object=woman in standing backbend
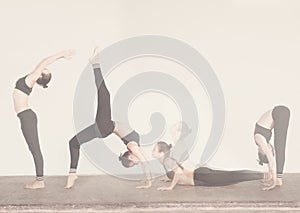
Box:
[13,50,75,189]
[65,47,153,189]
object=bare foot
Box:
[276,178,283,186]
[89,46,101,64]
[24,180,45,189]
[64,173,78,189]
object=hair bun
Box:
[118,153,122,161]
[43,84,48,88]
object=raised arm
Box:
[127,143,153,189]
[27,49,75,84]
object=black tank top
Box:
[15,75,32,96]
[163,157,184,180]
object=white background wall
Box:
[0,0,299,176]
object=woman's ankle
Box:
[36,176,44,181]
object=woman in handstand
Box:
[65,47,152,189]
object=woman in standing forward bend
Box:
[13,50,75,189]
[254,105,290,190]
[65,47,153,189]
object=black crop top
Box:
[15,75,32,96]
[122,130,140,146]
[163,157,184,180]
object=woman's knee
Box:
[69,136,80,149]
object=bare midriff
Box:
[177,169,195,186]
[13,89,30,114]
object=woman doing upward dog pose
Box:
[152,141,263,191]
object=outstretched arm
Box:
[157,167,183,191]
[27,49,75,85]
[128,143,153,189]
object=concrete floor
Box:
[0,174,299,212]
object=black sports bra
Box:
[15,75,32,96]
[123,130,140,147]
[163,157,184,180]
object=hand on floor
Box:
[157,186,173,191]
[261,172,272,183]
[261,179,273,186]
[262,183,277,191]
[160,178,171,182]
[136,180,152,189]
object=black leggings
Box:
[69,64,115,170]
[193,167,263,186]
[272,105,290,178]
[18,109,44,180]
